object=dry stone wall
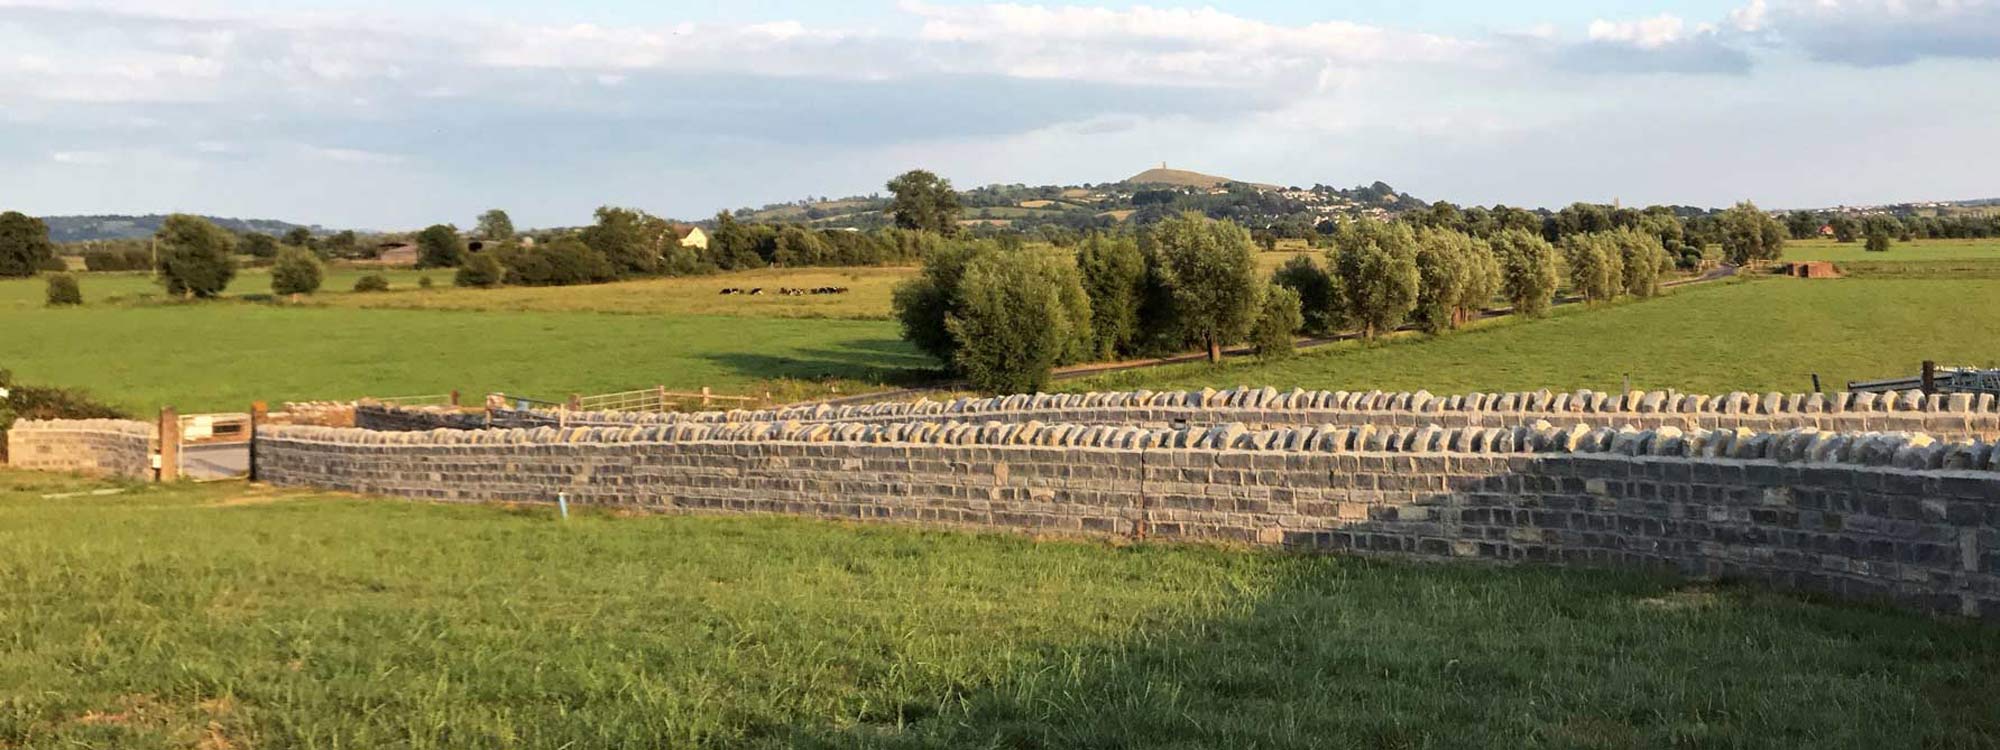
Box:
[256,418,2000,620]
[5,419,156,479]
[452,386,2000,441]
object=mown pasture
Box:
[1,470,1993,749]
[1074,277,2000,396]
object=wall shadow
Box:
[764,458,2000,749]
[779,536,2000,748]
[704,350,941,389]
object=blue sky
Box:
[2,0,1997,229]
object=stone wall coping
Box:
[468,385,1996,428]
[261,419,2000,474]
[8,418,156,436]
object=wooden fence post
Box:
[157,406,179,482]
[1922,360,1938,395]
[700,386,712,408]
[657,385,668,412]
[248,401,267,482]
[449,390,460,407]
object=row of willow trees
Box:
[894,211,1702,394]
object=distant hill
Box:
[39,214,320,243]
[1122,167,1277,190]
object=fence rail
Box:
[368,393,461,407]
[573,386,765,414]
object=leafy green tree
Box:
[1075,233,1145,359]
[323,230,359,258]
[1271,254,1339,335]
[1491,229,1561,317]
[454,251,503,288]
[1829,215,1860,243]
[707,212,773,270]
[241,232,280,259]
[270,247,324,295]
[1456,235,1502,324]
[773,226,829,267]
[284,227,314,248]
[1249,284,1303,358]
[946,249,1093,394]
[1718,201,1786,265]
[497,237,614,286]
[1562,233,1624,303]
[476,209,516,240]
[1411,228,1475,334]
[1329,219,1420,340]
[1610,228,1669,297]
[155,214,236,298]
[1151,212,1261,362]
[892,241,983,363]
[886,169,962,235]
[1865,230,1891,253]
[580,206,660,277]
[0,211,54,278]
[44,273,81,306]
[416,224,462,269]
[352,274,390,292]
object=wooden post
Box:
[449,390,460,407]
[657,385,668,412]
[1922,360,1938,395]
[567,393,582,411]
[700,386,712,408]
[248,401,267,482]
[157,406,179,482]
[1810,373,1822,393]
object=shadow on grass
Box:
[789,551,2000,749]
[706,347,941,390]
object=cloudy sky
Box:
[3,0,1996,229]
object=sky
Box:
[1,0,1996,229]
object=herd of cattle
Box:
[717,286,850,296]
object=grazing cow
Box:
[748,288,763,295]
[719,288,739,295]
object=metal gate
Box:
[176,412,252,481]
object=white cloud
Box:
[300,145,404,165]
[1587,14,1691,49]
[50,150,110,165]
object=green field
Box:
[1,303,921,412]
[1072,277,2000,395]
[2,470,1993,748]
[1783,237,2000,263]
[320,266,911,320]
[1,268,438,309]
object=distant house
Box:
[1818,224,1836,238]
[671,225,709,250]
[374,242,418,267]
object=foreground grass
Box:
[0,471,1993,748]
[1073,277,2000,395]
[0,304,923,412]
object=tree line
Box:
[890,207,1737,394]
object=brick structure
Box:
[253,418,2000,620]
[5,419,156,479]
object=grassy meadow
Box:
[2,302,922,413]
[1782,237,2000,263]
[2,470,1994,748]
[1076,277,2000,395]
[6,238,2000,413]
[319,266,912,320]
